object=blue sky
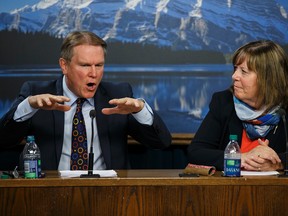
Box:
[0,0,40,12]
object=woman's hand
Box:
[241,138,283,171]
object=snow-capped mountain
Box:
[0,0,287,53]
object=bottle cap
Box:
[1,174,9,179]
[229,134,238,140]
[27,135,35,142]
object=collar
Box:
[62,76,94,106]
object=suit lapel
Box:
[54,76,65,165]
[94,85,112,169]
[54,110,64,164]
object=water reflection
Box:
[0,64,232,133]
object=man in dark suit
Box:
[0,31,171,170]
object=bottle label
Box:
[37,160,42,178]
[24,160,38,179]
[224,159,241,177]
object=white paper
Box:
[59,170,117,178]
[241,170,279,176]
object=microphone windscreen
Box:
[277,108,286,117]
[89,110,96,118]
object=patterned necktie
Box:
[70,98,88,170]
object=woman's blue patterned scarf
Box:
[233,96,280,140]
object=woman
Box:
[187,40,288,171]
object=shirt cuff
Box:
[132,98,154,126]
[14,97,38,122]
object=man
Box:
[0,31,171,170]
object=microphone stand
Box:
[278,109,288,177]
[80,110,100,178]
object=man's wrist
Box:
[132,98,145,114]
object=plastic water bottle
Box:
[224,134,241,177]
[23,135,42,179]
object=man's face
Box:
[60,44,105,98]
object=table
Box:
[0,170,287,216]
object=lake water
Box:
[0,64,233,133]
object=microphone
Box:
[277,108,288,177]
[80,110,100,178]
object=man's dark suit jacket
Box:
[187,89,286,170]
[0,76,171,170]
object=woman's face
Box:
[232,59,259,108]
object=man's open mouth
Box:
[87,83,97,90]
[87,83,95,87]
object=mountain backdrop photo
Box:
[0,0,287,133]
